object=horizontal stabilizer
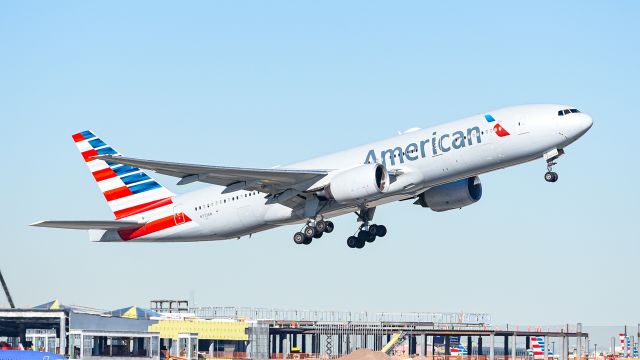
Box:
[30,220,141,230]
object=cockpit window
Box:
[558,108,581,116]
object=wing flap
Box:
[30,220,141,230]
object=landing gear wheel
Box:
[358,230,373,244]
[303,225,316,238]
[302,236,312,245]
[313,231,323,239]
[324,221,334,233]
[377,225,387,237]
[369,224,379,237]
[355,237,366,249]
[315,220,327,233]
[545,157,559,183]
[544,171,558,183]
[293,232,305,245]
[347,236,357,248]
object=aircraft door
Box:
[515,114,530,136]
[174,206,186,225]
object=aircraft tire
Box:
[303,225,316,238]
[377,225,387,237]
[358,230,372,242]
[325,221,334,233]
[347,236,357,248]
[315,220,327,233]
[293,232,305,244]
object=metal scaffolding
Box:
[190,306,491,325]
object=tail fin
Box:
[72,130,175,220]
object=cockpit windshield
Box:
[558,109,581,116]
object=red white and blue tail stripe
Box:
[72,130,175,222]
[530,336,545,359]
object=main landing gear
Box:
[291,207,388,249]
[292,219,334,245]
[346,208,387,249]
[346,223,387,249]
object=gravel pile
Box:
[338,349,391,360]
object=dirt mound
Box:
[338,348,391,360]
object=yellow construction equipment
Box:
[380,332,407,355]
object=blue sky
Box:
[1,1,638,327]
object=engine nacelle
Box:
[415,176,482,212]
[319,164,390,203]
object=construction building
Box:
[0,301,590,360]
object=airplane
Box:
[31,104,593,248]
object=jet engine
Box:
[415,176,482,212]
[318,164,390,203]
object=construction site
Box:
[0,298,596,360]
[1,272,638,360]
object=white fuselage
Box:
[113,104,592,242]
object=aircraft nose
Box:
[560,112,592,142]
[581,113,593,132]
[575,113,593,135]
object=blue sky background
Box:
[1,1,639,328]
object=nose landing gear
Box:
[543,148,564,183]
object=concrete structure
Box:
[191,307,589,359]
[0,302,591,360]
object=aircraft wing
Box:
[94,155,329,194]
[30,220,141,230]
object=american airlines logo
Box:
[364,114,509,167]
[485,114,511,137]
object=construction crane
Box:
[0,268,15,308]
